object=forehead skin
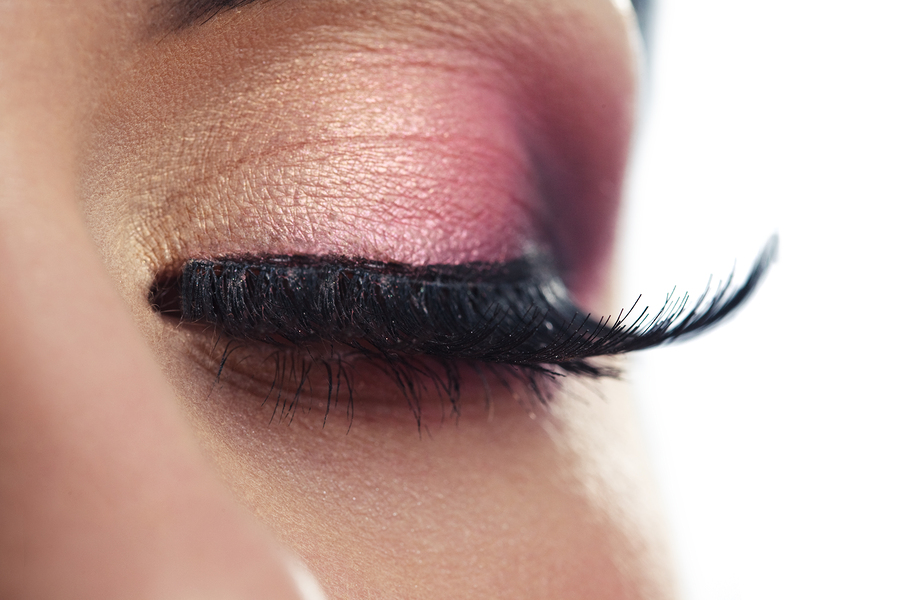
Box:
[4,1,675,599]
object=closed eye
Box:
[150,236,777,380]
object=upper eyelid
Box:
[99,0,639,304]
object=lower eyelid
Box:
[175,327,563,428]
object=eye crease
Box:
[149,235,777,417]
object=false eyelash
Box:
[149,235,778,381]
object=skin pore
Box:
[0,1,676,598]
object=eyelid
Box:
[101,3,637,306]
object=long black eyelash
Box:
[150,235,777,379]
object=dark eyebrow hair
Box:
[157,0,267,31]
[159,0,652,35]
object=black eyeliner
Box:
[149,235,778,378]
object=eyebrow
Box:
[160,0,652,35]
[160,0,267,31]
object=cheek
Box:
[165,343,672,599]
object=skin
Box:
[0,1,676,598]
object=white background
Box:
[622,1,900,599]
